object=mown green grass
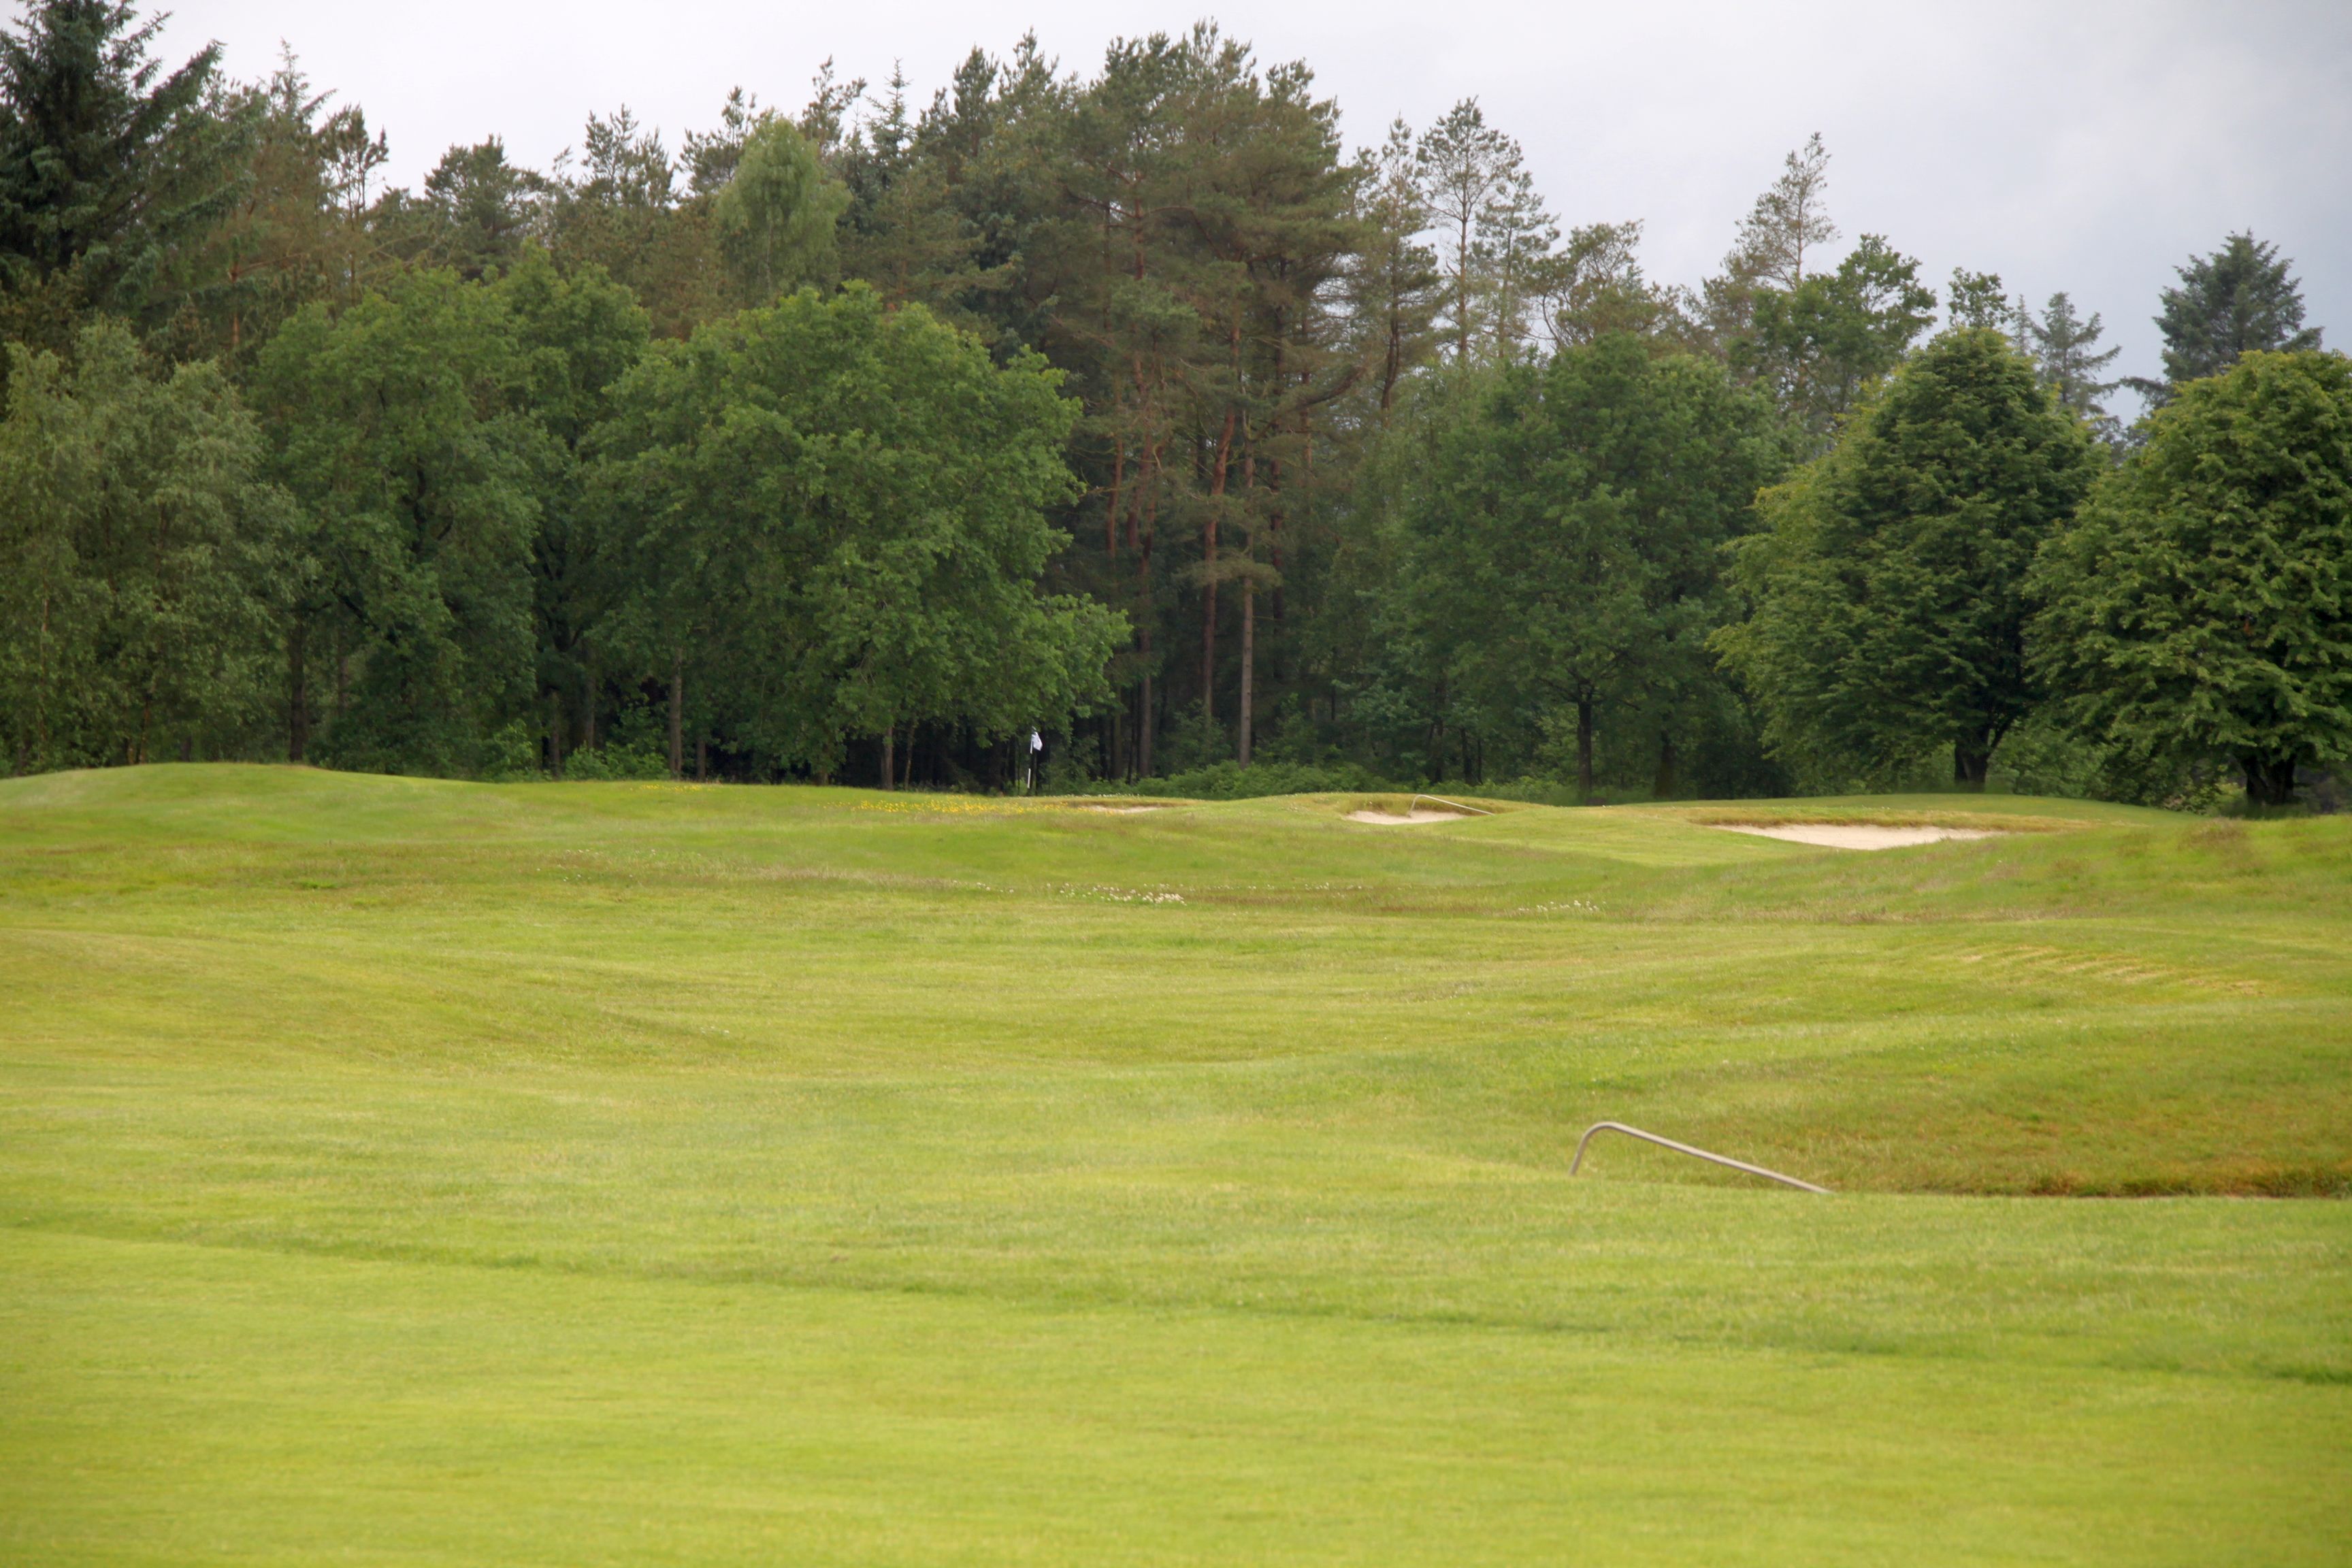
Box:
[2,764,2347,1565]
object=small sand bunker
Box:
[1347,808,1471,826]
[1077,804,1164,814]
[1718,823,2001,850]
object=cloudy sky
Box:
[152,0,2348,397]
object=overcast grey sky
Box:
[151,1,2349,396]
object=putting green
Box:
[2,766,2346,1564]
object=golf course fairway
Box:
[2,765,2346,1564]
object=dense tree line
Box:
[1,2,2343,804]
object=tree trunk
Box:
[287,619,308,764]
[667,651,684,780]
[1577,699,1595,802]
[1137,668,1153,776]
[1239,570,1255,767]
[696,736,708,783]
[1200,559,1218,726]
[1202,408,1236,725]
[548,687,564,779]
[1652,732,1676,800]
[1105,442,1124,559]
[33,592,50,767]
[1953,742,1989,789]
[581,638,597,753]
[881,728,894,790]
[2243,754,2300,807]
[1137,457,1158,777]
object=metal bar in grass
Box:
[1571,1121,1831,1194]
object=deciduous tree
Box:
[0,321,289,772]
[1717,327,2103,786]
[254,269,542,772]
[710,115,845,306]
[1405,333,1779,797]
[596,284,1122,779]
[2031,350,2352,806]
[1740,234,1936,446]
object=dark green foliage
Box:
[2,17,2340,808]
[254,259,651,779]
[540,109,722,341]
[2149,233,2321,390]
[502,255,651,777]
[2017,291,2123,441]
[254,270,544,774]
[157,59,387,368]
[0,0,246,339]
[1945,268,2010,331]
[2031,351,2352,806]
[0,321,289,770]
[379,138,549,280]
[1105,758,1403,799]
[1718,328,2105,787]
[1402,334,1782,796]
[1740,235,1937,446]
[596,284,1122,778]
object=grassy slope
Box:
[1,765,2346,1565]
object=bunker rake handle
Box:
[1571,1121,1831,1194]
[1412,794,1494,815]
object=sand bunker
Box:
[1347,808,1471,825]
[1077,805,1164,814]
[1717,823,2001,850]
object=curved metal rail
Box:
[1411,794,1495,816]
[1571,1121,1830,1193]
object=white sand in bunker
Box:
[1346,808,1473,825]
[1716,823,2002,850]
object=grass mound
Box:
[2,766,2346,1564]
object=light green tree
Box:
[710,115,847,307]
